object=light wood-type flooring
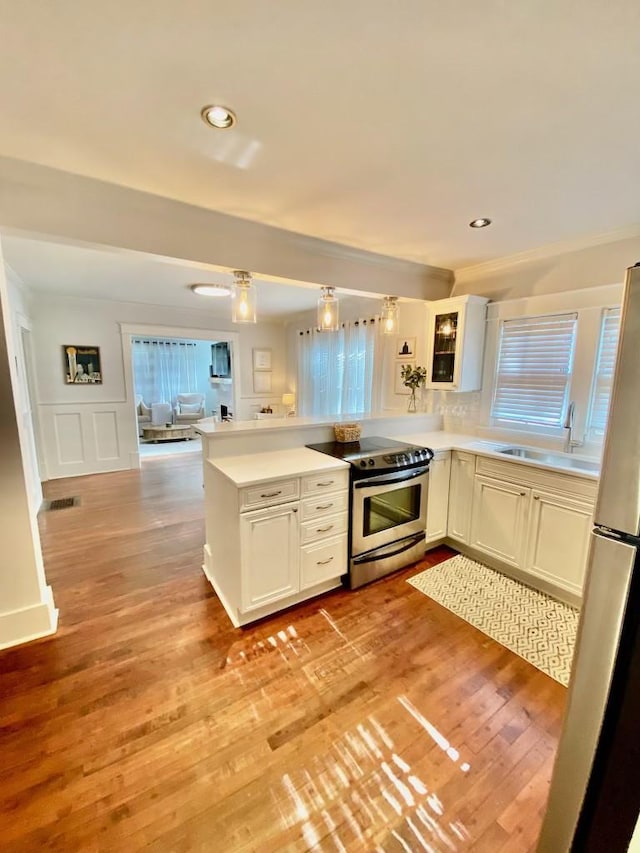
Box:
[0,453,566,852]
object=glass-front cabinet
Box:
[425,295,488,391]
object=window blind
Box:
[587,307,621,438]
[491,313,577,428]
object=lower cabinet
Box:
[426,451,451,544]
[240,503,300,611]
[470,475,530,568]
[447,451,475,544]
[525,489,594,596]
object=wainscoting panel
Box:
[54,412,84,464]
[93,410,120,461]
[40,402,139,479]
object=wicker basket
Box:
[333,422,362,443]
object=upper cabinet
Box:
[425,295,488,392]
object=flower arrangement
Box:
[400,364,427,412]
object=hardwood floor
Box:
[0,453,566,852]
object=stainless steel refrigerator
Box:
[538,263,640,852]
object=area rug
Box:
[408,555,579,685]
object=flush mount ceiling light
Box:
[189,283,233,297]
[381,296,399,335]
[317,286,339,332]
[469,217,492,228]
[231,270,257,323]
[201,104,237,129]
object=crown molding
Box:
[454,223,640,284]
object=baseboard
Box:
[0,585,58,651]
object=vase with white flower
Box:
[400,364,427,412]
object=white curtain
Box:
[297,319,378,416]
[132,339,199,405]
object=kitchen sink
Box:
[496,446,600,474]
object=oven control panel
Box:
[357,447,433,470]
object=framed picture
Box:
[63,345,102,384]
[252,348,272,371]
[396,337,416,359]
[394,360,414,395]
[253,371,272,393]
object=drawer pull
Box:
[520,492,526,496]
[316,481,334,487]
[317,556,334,565]
[316,525,333,533]
[260,490,282,498]
[316,503,333,510]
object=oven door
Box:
[351,466,429,556]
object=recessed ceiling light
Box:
[190,283,232,297]
[469,218,492,228]
[201,105,237,129]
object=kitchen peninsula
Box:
[196,414,600,628]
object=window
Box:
[491,313,578,428]
[297,320,377,416]
[587,308,621,438]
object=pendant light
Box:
[231,270,257,323]
[381,296,399,335]
[317,286,339,332]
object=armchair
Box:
[174,393,206,425]
[136,395,152,435]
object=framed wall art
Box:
[252,348,272,371]
[63,345,103,384]
[253,371,273,393]
[396,337,416,359]
[394,360,415,395]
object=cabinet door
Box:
[526,490,594,596]
[447,451,475,544]
[240,504,299,611]
[426,451,451,543]
[470,475,529,567]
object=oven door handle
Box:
[352,531,426,565]
[354,466,429,489]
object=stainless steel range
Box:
[306,436,434,588]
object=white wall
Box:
[30,293,288,478]
[0,245,57,649]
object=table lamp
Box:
[282,393,296,416]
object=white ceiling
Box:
[1,235,383,320]
[1,1,639,269]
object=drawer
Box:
[300,490,349,521]
[301,470,349,496]
[300,512,348,545]
[301,535,347,589]
[475,455,598,502]
[240,478,299,512]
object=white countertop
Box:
[208,447,350,487]
[388,430,600,480]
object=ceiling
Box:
[1,234,383,321]
[1,1,639,270]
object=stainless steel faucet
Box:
[563,401,576,453]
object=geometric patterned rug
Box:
[408,554,580,686]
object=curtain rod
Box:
[299,317,377,335]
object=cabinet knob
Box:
[533,495,540,500]
[520,492,526,496]
[292,507,298,513]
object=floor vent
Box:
[42,496,81,511]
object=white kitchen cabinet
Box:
[525,490,594,597]
[426,450,451,544]
[204,457,349,627]
[240,503,299,611]
[470,475,530,568]
[447,451,475,544]
[425,294,488,392]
